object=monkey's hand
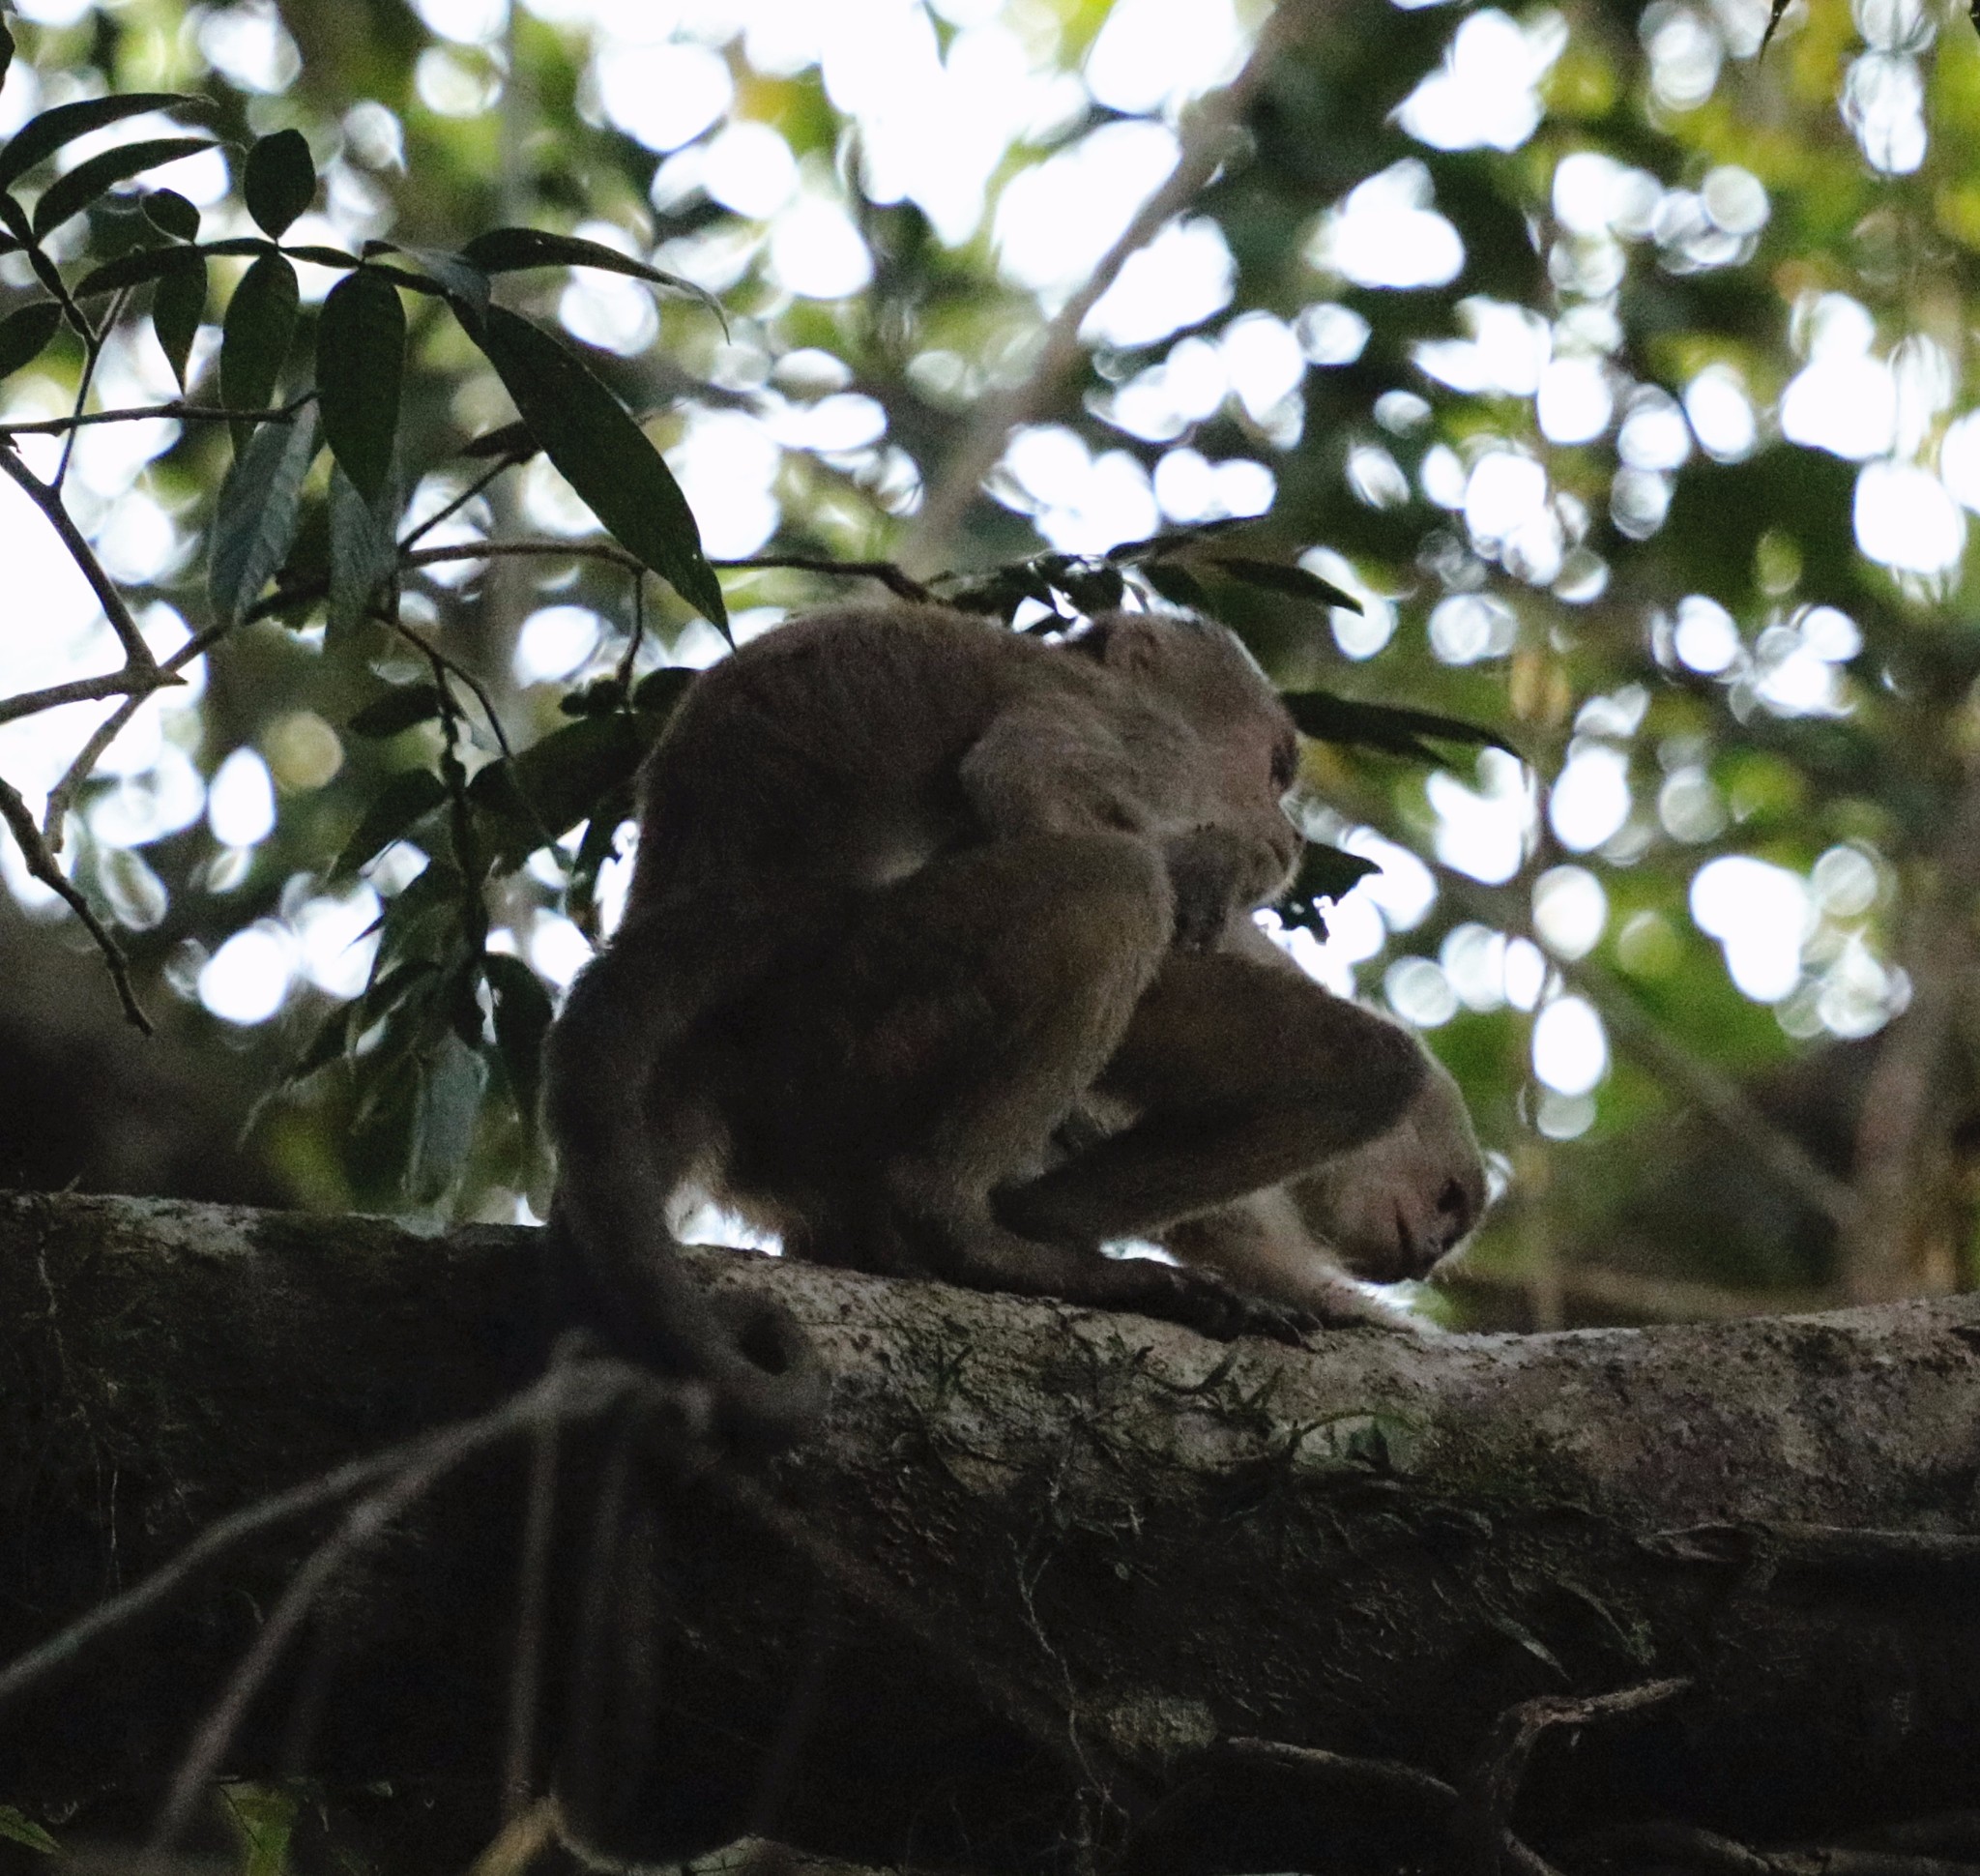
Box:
[1162,828,1263,951]
[1141,1264,1321,1346]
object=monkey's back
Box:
[622,604,1082,935]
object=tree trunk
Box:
[3,1190,1978,1873]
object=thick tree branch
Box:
[2,1192,1979,1871]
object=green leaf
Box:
[143,187,198,240]
[396,245,491,318]
[281,242,360,268]
[327,460,400,645]
[459,225,720,317]
[461,418,537,460]
[219,250,299,452]
[0,1807,58,1857]
[0,93,209,192]
[152,251,207,391]
[315,267,404,502]
[1282,689,1516,761]
[1208,556,1362,613]
[473,306,727,632]
[31,136,218,238]
[349,684,447,739]
[201,236,280,257]
[469,712,645,864]
[408,1029,487,1207]
[209,402,320,625]
[1137,559,1212,612]
[0,299,62,381]
[243,128,315,239]
[485,953,553,1126]
[1102,514,1254,563]
[73,242,200,299]
[629,665,695,718]
[334,769,449,878]
[565,778,632,929]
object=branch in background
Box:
[1840,744,1980,1302]
[1412,854,1862,1236]
[40,623,231,845]
[897,0,1325,575]
[0,444,162,677]
[0,400,305,439]
[0,664,180,731]
[0,773,150,1034]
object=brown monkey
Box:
[544,602,1485,1446]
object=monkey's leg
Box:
[998,952,1428,1246]
[725,838,1303,1339]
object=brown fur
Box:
[544,604,1484,1446]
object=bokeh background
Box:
[1,0,1973,1326]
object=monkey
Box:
[543,601,1487,1449]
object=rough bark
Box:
[3,1190,1980,1873]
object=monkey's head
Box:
[1074,611,1304,894]
[1299,1048,1489,1282]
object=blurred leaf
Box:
[0,93,208,191]
[152,251,207,391]
[334,769,448,878]
[316,268,404,502]
[73,243,201,298]
[1208,556,1362,613]
[30,136,218,237]
[209,402,320,625]
[1278,842,1382,939]
[629,666,695,718]
[0,298,61,381]
[287,1004,353,1084]
[219,251,300,451]
[1053,561,1125,615]
[244,128,315,239]
[218,1783,295,1876]
[1282,689,1514,760]
[408,1030,487,1208]
[469,713,645,864]
[473,307,727,632]
[349,684,447,739]
[142,187,198,240]
[1136,560,1213,611]
[459,226,720,318]
[565,778,632,929]
[0,20,13,97]
[327,460,400,644]
[461,419,538,460]
[0,1808,57,1857]
[1103,515,1254,563]
[485,953,553,1126]
[394,244,491,318]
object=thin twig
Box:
[54,287,130,491]
[0,444,161,675]
[393,617,518,762]
[898,0,1324,573]
[503,1362,566,1819]
[0,400,303,438]
[1453,1677,1691,1876]
[42,622,231,846]
[398,451,527,553]
[711,553,935,603]
[0,1358,638,1718]
[0,664,180,731]
[0,772,151,1034]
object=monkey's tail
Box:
[543,948,828,1455]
